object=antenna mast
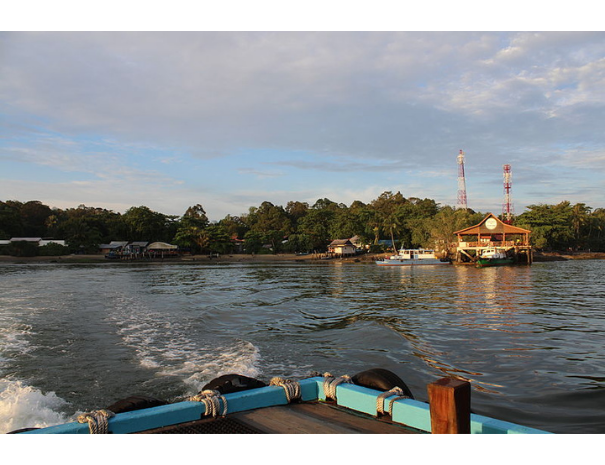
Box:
[457,150,468,210]
[503,164,514,223]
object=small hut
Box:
[453,213,532,264]
[327,239,356,257]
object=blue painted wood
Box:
[22,376,551,434]
[470,413,553,434]
[391,399,433,432]
[23,402,207,434]
[24,378,320,434]
[315,377,552,435]
[333,383,383,416]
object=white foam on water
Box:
[107,296,263,394]
[0,322,34,362]
[178,340,262,393]
[0,379,70,434]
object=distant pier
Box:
[452,213,533,265]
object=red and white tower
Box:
[502,164,514,223]
[457,150,468,210]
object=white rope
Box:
[188,389,228,417]
[269,377,302,403]
[322,373,353,401]
[376,386,410,416]
[77,409,115,434]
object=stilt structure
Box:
[453,213,532,265]
[457,150,468,210]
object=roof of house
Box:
[39,240,66,246]
[453,213,531,236]
[328,239,355,247]
[147,242,178,250]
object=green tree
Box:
[217,214,249,240]
[0,201,24,238]
[206,225,233,254]
[123,206,171,241]
[244,202,292,252]
[426,206,483,251]
[57,216,103,252]
[173,204,210,253]
[516,202,574,250]
[20,201,53,236]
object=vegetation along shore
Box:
[2,194,605,259]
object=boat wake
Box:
[0,379,70,434]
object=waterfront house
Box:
[327,239,356,257]
[147,242,178,257]
[123,241,149,255]
[9,237,42,244]
[453,213,532,264]
[39,240,66,247]
[99,241,128,254]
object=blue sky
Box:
[2,5,604,221]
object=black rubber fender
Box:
[202,373,267,395]
[351,368,414,399]
[106,395,168,414]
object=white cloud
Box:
[2,31,605,218]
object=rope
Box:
[188,389,228,417]
[322,373,353,401]
[77,409,115,434]
[376,386,410,416]
[269,377,302,403]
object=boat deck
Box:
[140,401,422,434]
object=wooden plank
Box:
[232,403,418,434]
[427,377,471,434]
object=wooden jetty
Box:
[453,213,533,265]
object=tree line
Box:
[1,195,605,256]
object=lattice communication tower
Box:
[457,150,468,210]
[502,164,514,223]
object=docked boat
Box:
[476,248,515,267]
[10,368,550,434]
[376,248,450,266]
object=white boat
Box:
[476,248,514,267]
[376,248,450,266]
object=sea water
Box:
[1,260,604,433]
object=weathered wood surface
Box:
[230,402,420,434]
[427,377,471,434]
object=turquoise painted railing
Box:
[22,377,551,434]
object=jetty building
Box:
[453,213,532,264]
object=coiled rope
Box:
[77,409,115,434]
[269,377,301,403]
[188,389,228,417]
[376,386,410,416]
[320,372,353,401]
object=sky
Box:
[2,3,604,221]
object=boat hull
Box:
[376,259,450,266]
[476,258,515,267]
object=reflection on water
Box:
[0,260,604,433]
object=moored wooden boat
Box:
[12,369,551,435]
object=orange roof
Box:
[453,213,531,236]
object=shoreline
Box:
[1,251,604,265]
[0,253,381,265]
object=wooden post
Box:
[427,377,471,434]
